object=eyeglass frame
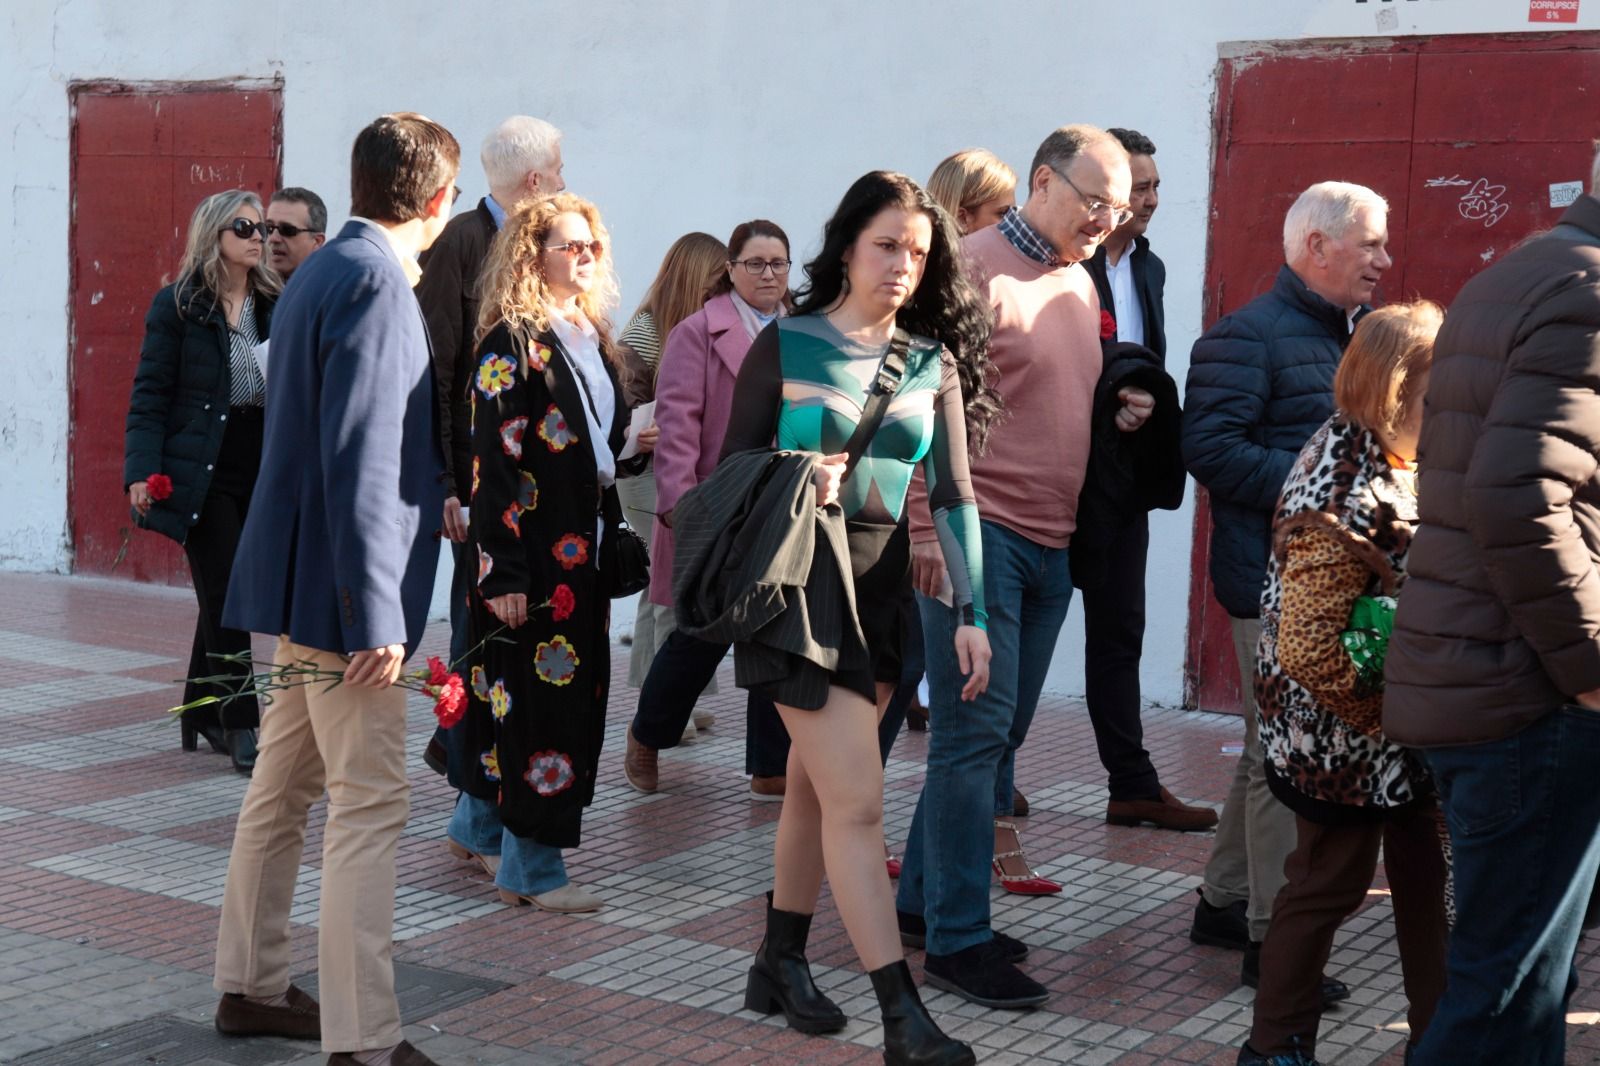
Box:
[1048,166,1134,228]
[730,257,792,276]
[219,218,270,241]
[543,239,605,259]
[263,220,323,239]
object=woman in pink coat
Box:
[623,220,794,798]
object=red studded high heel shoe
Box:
[993,818,1061,895]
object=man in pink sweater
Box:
[896,125,1156,1008]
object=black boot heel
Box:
[869,960,974,1066]
[742,966,782,1016]
[743,892,847,1034]
[181,721,198,752]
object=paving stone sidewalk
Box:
[2,571,1597,1064]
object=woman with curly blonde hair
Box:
[443,193,652,913]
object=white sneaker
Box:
[680,720,698,743]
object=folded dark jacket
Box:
[672,449,865,709]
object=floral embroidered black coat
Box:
[456,322,629,847]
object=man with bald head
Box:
[897,124,1154,1009]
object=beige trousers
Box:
[214,636,410,1053]
[1200,616,1298,941]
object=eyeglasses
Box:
[221,218,269,241]
[451,185,462,205]
[544,240,605,258]
[1049,168,1134,228]
[731,258,792,276]
[263,221,322,239]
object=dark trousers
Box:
[1414,707,1600,1066]
[877,592,926,765]
[181,407,261,731]
[1079,513,1161,801]
[1251,802,1448,1057]
[631,629,789,777]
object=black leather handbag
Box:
[600,488,650,598]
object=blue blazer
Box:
[223,219,445,656]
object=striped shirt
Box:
[227,293,266,407]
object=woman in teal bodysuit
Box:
[721,171,1003,1066]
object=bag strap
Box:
[839,328,911,483]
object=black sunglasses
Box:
[221,218,269,240]
[264,221,322,239]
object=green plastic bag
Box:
[1341,594,1396,689]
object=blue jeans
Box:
[896,521,1073,955]
[1412,706,1600,1066]
[447,793,569,896]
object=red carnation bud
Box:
[146,473,173,501]
[550,583,577,622]
[1099,310,1117,342]
[432,673,467,728]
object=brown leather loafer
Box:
[1105,788,1219,831]
[624,730,659,793]
[215,984,320,1040]
[327,1040,438,1065]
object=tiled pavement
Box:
[3,572,1600,1065]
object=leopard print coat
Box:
[1256,414,1430,814]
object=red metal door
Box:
[69,82,282,583]
[1189,33,1600,711]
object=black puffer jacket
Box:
[122,281,273,544]
[1181,265,1361,617]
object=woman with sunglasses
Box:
[623,220,797,796]
[124,189,281,775]
[721,171,1001,1065]
[447,193,648,913]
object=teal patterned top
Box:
[720,315,986,628]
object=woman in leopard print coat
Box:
[1240,302,1451,1066]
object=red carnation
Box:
[146,473,173,501]
[1099,310,1117,341]
[431,672,467,728]
[426,655,450,687]
[550,584,576,622]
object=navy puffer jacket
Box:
[1181,265,1360,618]
[123,281,273,544]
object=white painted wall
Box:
[3,0,1590,704]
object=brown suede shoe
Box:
[1011,788,1029,817]
[750,775,786,802]
[624,729,658,793]
[1105,788,1219,831]
[215,984,320,1040]
[326,1040,438,1065]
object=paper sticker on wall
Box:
[1529,0,1580,23]
[1551,181,1584,209]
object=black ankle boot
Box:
[868,960,974,1066]
[224,728,257,776]
[742,893,846,1034]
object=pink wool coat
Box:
[648,292,757,606]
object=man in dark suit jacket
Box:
[416,114,564,776]
[212,113,459,1066]
[1077,129,1214,834]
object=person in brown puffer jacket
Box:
[1383,173,1600,1066]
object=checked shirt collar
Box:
[998,206,1059,268]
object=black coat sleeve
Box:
[123,288,182,490]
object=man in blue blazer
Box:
[212,113,458,1066]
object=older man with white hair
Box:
[1182,180,1392,1002]
[417,115,565,781]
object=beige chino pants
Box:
[1200,616,1298,942]
[214,636,410,1053]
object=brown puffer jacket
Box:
[1384,195,1600,746]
